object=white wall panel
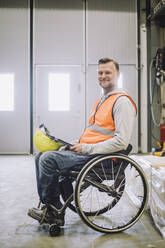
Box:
[0,1,30,153]
[87,0,137,65]
[119,65,138,152]
[34,0,84,65]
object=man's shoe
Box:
[27,206,65,226]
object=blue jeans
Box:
[35,150,92,209]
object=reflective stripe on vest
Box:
[88,124,115,136]
[80,127,112,143]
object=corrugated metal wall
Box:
[0,0,138,153]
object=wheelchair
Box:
[36,144,149,237]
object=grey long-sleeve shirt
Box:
[81,89,137,155]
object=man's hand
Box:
[70,143,82,153]
[58,145,67,151]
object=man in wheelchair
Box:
[28,57,137,228]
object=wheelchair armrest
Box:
[119,144,132,155]
[96,144,133,157]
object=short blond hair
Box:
[98,58,119,72]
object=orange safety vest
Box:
[80,93,137,144]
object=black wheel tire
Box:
[49,224,61,237]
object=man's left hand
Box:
[70,143,82,153]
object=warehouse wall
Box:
[0,0,138,153]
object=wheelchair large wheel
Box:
[74,154,149,233]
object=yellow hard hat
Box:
[34,127,63,152]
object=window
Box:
[0,74,14,111]
[48,73,70,111]
[118,73,123,88]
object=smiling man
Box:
[28,57,137,226]
[70,58,137,154]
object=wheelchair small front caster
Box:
[49,224,61,237]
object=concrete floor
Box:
[0,155,165,248]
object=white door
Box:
[35,65,85,143]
